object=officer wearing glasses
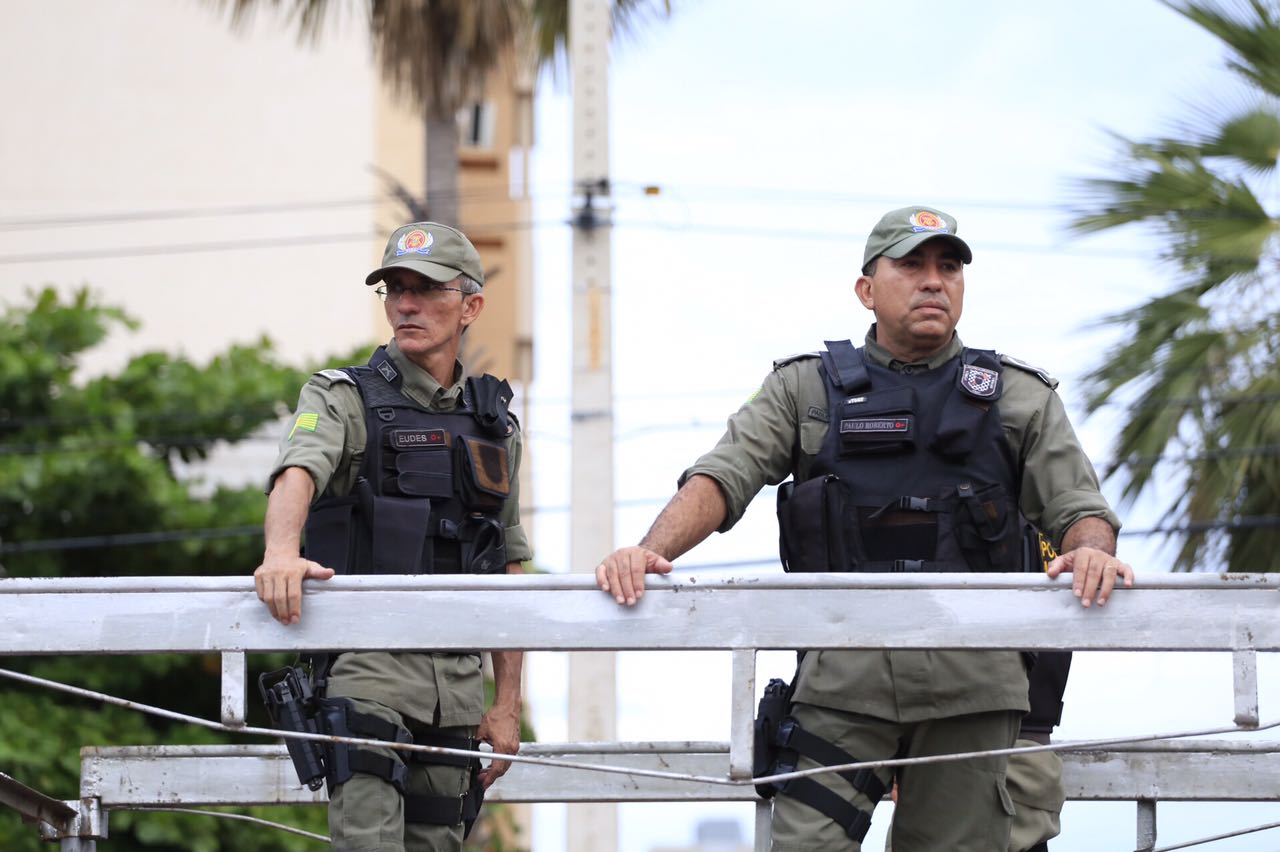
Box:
[595,205,1131,851]
[254,222,530,851]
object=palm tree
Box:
[1071,0,1280,572]
[211,0,670,226]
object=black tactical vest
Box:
[303,347,514,576]
[777,339,1029,573]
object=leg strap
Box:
[318,698,413,793]
[771,718,888,843]
[407,741,486,834]
[777,718,889,802]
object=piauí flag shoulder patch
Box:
[289,412,319,440]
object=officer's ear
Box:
[460,292,484,329]
[854,274,875,310]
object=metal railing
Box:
[3,572,1279,851]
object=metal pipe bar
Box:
[729,649,756,779]
[0,771,77,829]
[1233,649,1260,727]
[5,585,1280,654]
[4,571,1279,594]
[77,745,1280,805]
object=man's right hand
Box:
[254,556,334,625]
[595,546,673,607]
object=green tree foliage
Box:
[0,288,331,849]
[1071,1,1280,573]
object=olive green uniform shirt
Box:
[267,340,532,727]
[681,328,1118,723]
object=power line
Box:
[0,219,554,266]
[5,510,1276,557]
[0,184,573,232]
[0,216,1169,266]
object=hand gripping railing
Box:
[2,572,1280,851]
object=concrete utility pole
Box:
[567,0,618,849]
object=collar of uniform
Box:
[862,325,964,372]
[385,339,465,409]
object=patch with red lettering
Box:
[840,417,912,434]
[388,428,448,450]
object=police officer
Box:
[595,205,1132,851]
[254,222,532,852]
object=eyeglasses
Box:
[375,282,466,302]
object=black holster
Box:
[259,665,327,791]
[753,677,795,798]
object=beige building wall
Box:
[0,1,383,375]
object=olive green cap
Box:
[861,205,972,274]
[365,222,485,287]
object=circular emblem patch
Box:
[909,211,946,231]
[395,229,435,256]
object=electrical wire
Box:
[118,806,328,843]
[4,511,1276,557]
[1150,819,1280,851]
[1,666,1278,791]
[0,219,555,266]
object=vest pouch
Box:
[371,495,432,574]
[394,447,454,499]
[303,496,359,574]
[930,397,992,459]
[951,482,1019,572]
[455,436,511,512]
[856,501,938,563]
[461,516,508,575]
[836,386,916,455]
[777,474,849,572]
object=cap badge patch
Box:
[395,229,435,257]
[960,364,999,398]
[908,211,949,233]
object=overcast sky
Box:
[522,2,1280,849]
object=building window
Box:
[459,101,496,150]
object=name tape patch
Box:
[389,428,448,450]
[840,417,912,434]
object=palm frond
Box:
[1165,0,1280,96]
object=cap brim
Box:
[364,258,462,287]
[881,232,973,264]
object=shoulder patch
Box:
[773,351,821,371]
[313,368,356,387]
[998,354,1058,389]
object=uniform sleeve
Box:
[265,378,365,499]
[678,364,803,532]
[1003,371,1121,546]
[501,423,533,563]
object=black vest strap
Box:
[820,339,871,394]
[930,348,1004,459]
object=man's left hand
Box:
[1046,547,1133,608]
[476,704,521,788]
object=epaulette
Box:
[313,368,356,387]
[998,354,1058,389]
[773,351,821,371]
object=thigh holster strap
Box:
[772,718,887,843]
[779,776,874,843]
[410,731,481,770]
[318,698,413,793]
[404,760,487,839]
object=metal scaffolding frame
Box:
[3,572,1279,850]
